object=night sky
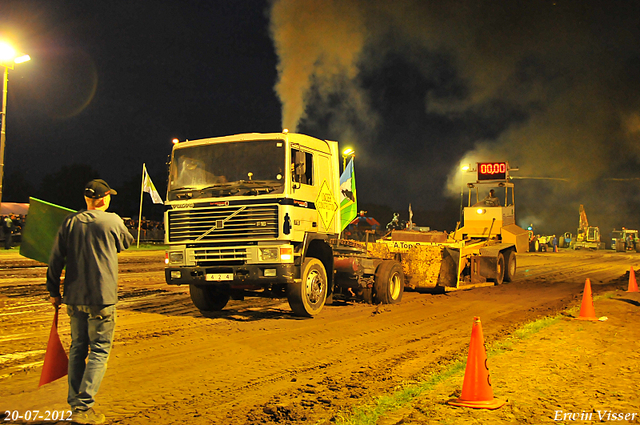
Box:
[2,0,640,236]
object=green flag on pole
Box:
[339,159,357,231]
[20,198,75,264]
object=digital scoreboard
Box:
[477,162,507,181]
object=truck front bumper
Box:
[165,264,297,287]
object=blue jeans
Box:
[66,305,116,410]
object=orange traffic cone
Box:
[627,267,639,293]
[39,309,68,387]
[575,279,598,321]
[448,317,505,409]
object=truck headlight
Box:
[476,208,486,215]
[167,251,184,264]
[259,247,279,261]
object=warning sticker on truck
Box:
[315,180,338,230]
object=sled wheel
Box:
[494,253,505,285]
[504,250,516,282]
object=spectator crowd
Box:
[2,214,26,249]
[123,218,164,242]
[1,214,164,249]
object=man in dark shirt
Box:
[47,179,134,425]
[483,189,501,207]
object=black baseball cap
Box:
[84,179,117,199]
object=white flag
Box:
[143,166,163,204]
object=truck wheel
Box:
[374,260,404,304]
[287,258,327,317]
[189,284,230,312]
[504,250,516,282]
[616,240,625,252]
[494,253,505,285]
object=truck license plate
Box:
[206,273,233,281]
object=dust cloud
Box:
[268,1,640,237]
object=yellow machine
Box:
[373,162,528,291]
[572,205,605,250]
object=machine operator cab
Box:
[455,162,529,253]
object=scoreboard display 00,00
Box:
[477,162,507,181]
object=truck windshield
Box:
[168,140,285,197]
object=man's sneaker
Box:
[71,408,105,424]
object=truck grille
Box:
[193,246,248,265]
[168,204,278,243]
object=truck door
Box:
[291,147,319,236]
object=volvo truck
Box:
[163,132,403,317]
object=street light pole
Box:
[0,43,30,210]
[0,64,9,207]
[341,148,354,172]
[459,165,470,224]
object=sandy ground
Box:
[376,285,640,425]
[0,248,639,424]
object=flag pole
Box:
[137,163,145,248]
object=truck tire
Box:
[189,284,230,312]
[493,253,505,285]
[504,250,516,282]
[616,240,625,252]
[374,260,404,304]
[287,258,327,317]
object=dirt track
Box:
[1,249,638,424]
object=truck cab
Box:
[164,132,342,316]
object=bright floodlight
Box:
[342,148,354,156]
[14,54,30,64]
[0,43,17,62]
[461,165,470,171]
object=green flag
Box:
[339,159,357,231]
[20,198,76,264]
